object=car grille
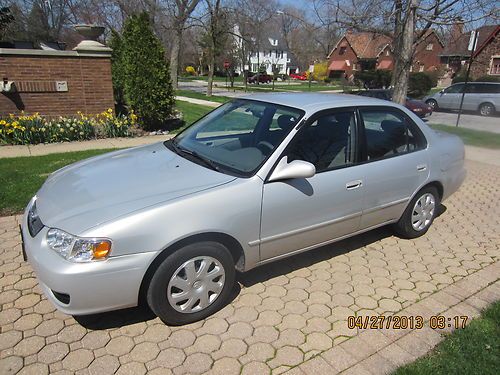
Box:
[27,201,44,237]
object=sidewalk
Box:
[176,96,221,108]
[0,135,172,158]
[1,134,499,166]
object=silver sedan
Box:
[21,93,466,325]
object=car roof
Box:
[240,92,399,113]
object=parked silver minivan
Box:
[425,82,500,116]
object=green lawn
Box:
[429,124,500,150]
[176,90,231,103]
[393,301,499,375]
[0,149,117,216]
[175,100,214,129]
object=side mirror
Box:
[439,90,444,95]
[268,157,316,182]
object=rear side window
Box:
[360,108,426,161]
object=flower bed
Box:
[0,110,138,145]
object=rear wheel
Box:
[479,103,495,116]
[147,241,235,325]
[426,99,438,111]
[393,186,439,239]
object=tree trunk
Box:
[207,52,215,97]
[392,0,417,104]
[170,29,182,90]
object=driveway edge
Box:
[285,261,499,375]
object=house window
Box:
[419,65,425,72]
[276,50,283,59]
[386,49,390,56]
[426,43,433,50]
[490,57,500,75]
[352,63,357,71]
[252,63,259,72]
[339,46,347,55]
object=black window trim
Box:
[356,105,428,165]
[265,106,361,182]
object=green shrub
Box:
[0,110,137,145]
[408,72,433,98]
[475,75,500,82]
[121,12,175,131]
[452,74,467,84]
[354,70,392,89]
[109,30,127,114]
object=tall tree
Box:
[0,7,14,38]
[164,0,200,89]
[121,12,175,129]
[200,0,228,96]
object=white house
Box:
[249,37,298,75]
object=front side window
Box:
[171,100,304,176]
[286,111,356,173]
[360,109,426,161]
[444,84,464,94]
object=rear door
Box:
[357,107,429,229]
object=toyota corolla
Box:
[21,93,466,325]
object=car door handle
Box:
[346,180,363,190]
[417,164,427,172]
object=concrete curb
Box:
[284,262,499,375]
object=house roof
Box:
[261,36,288,51]
[472,25,500,58]
[328,32,393,59]
[441,25,498,57]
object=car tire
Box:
[479,103,495,117]
[393,186,440,239]
[147,241,235,325]
[425,99,438,110]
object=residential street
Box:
[427,111,500,134]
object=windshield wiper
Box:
[171,140,220,172]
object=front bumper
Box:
[21,209,158,316]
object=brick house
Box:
[327,29,443,78]
[440,24,499,81]
[411,29,444,73]
[327,31,393,78]
[470,25,500,79]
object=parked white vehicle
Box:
[425,82,500,116]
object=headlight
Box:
[46,228,111,262]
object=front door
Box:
[260,109,364,262]
[437,83,464,110]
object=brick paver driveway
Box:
[1,160,499,375]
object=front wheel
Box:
[393,186,439,239]
[147,241,235,325]
[479,103,495,116]
[426,99,438,111]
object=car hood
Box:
[36,142,236,234]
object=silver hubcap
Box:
[481,105,492,116]
[411,193,436,231]
[167,256,225,313]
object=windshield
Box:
[169,99,304,176]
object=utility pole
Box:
[456,29,478,127]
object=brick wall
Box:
[0,51,114,117]
[470,30,500,79]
